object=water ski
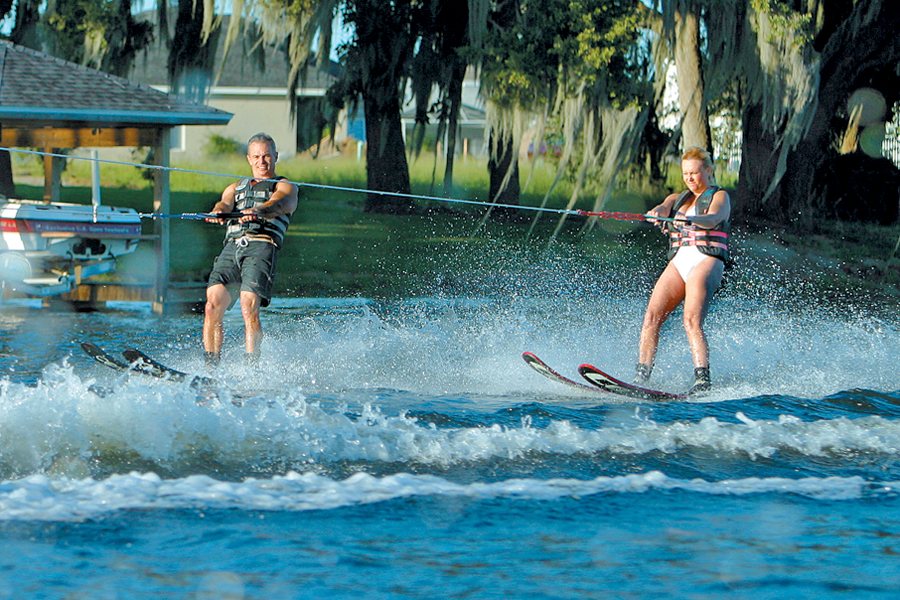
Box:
[522,352,602,392]
[577,363,686,401]
[522,352,685,401]
[81,342,216,389]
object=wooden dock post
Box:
[152,129,171,314]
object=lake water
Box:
[1,256,900,598]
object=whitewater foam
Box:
[0,469,886,522]
[2,361,900,481]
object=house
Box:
[127,15,342,158]
[127,15,491,160]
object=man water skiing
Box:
[202,132,298,365]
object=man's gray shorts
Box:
[207,238,280,308]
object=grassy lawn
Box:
[9,153,672,298]
[12,150,900,300]
[28,151,900,301]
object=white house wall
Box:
[195,91,301,157]
[148,86,346,159]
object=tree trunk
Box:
[363,93,415,214]
[488,131,521,218]
[778,0,900,224]
[674,1,711,151]
[442,60,466,197]
[483,0,522,214]
[347,0,418,214]
[9,0,40,50]
[437,0,469,197]
[735,102,782,220]
[0,148,14,197]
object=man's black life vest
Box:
[226,177,292,245]
[665,186,729,263]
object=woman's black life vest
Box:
[226,176,292,245]
[665,186,729,263]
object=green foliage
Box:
[45,0,153,76]
[473,0,643,110]
[203,134,243,157]
[265,0,321,19]
[750,0,814,47]
[334,0,418,106]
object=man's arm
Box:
[206,183,238,224]
[239,180,299,221]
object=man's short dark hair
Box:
[248,132,277,154]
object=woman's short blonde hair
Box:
[682,146,713,170]
[681,146,715,169]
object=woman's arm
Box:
[690,189,731,229]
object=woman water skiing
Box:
[635,146,731,394]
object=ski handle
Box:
[574,209,689,224]
[137,211,247,220]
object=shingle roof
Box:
[129,14,339,91]
[0,41,232,127]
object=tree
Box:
[4,0,41,50]
[331,0,420,213]
[246,0,432,214]
[471,0,647,230]
[0,0,153,195]
[215,0,454,214]
[670,1,710,149]
[331,0,481,213]
[161,0,221,102]
[724,0,822,220]
[0,0,153,76]
[408,0,470,198]
[777,0,900,225]
[703,0,900,226]
[477,0,522,214]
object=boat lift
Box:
[0,151,144,298]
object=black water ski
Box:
[80,342,127,396]
[122,348,216,388]
[522,352,605,393]
[81,342,215,387]
[81,343,256,406]
[81,341,131,372]
[578,363,686,401]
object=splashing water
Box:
[0,251,899,597]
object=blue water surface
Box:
[0,283,898,599]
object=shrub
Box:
[203,134,243,157]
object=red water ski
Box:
[522,352,602,392]
[578,363,686,401]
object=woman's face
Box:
[682,159,712,195]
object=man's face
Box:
[247,142,277,179]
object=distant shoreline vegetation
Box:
[7,152,898,299]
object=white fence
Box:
[885,131,900,168]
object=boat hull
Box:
[0,200,142,259]
[0,200,144,297]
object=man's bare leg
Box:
[203,284,231,364]
[240,290,263,360]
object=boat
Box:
[0,198,143,297]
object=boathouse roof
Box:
[0,41,232,129]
